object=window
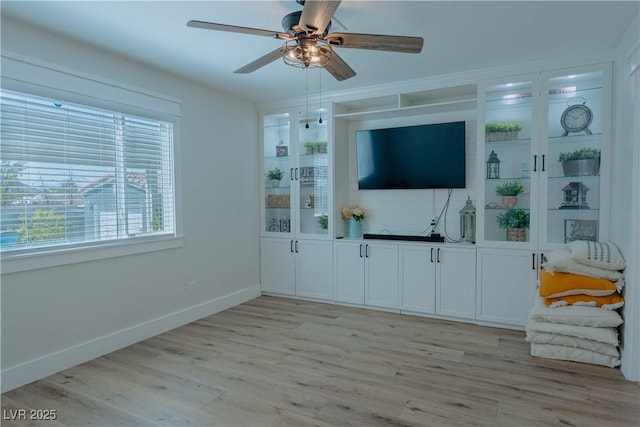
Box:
[1,89,175,254]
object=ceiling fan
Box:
[187,0,424,81]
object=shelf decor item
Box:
[318,214,328,230]
[564,219,597,243]
[486,150,501,179]
[266,167,285,187]
[496,209,530,242]
[458,196,476,243]
[276,141,288,157]
[560,181,590,209]
[341,204,366,238]
[560,97,593,136]
[559,148,600,177]
[485,122,522,142]
[495,181,524,208]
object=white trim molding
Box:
[0,284,261,393]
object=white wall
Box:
[1,17,260,391]
[611,14,640,381]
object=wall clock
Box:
[560,97,593,136]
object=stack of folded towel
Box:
[526,241,626,368]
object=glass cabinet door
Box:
[297,107,329,236]
[543,70,605,245]
[263,112,292,234]
[482,79,535,244]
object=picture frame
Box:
[276,145,288,157]
[564,219,597,243]
[299,166,314,183]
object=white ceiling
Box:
[2,1,638,103]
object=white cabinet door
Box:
[295,239,333,300]
[399,245,436,314]
[365,243,399,309]
[476,247,536,328]
[436,247,476,320]
[334,241,365,304]
[261,237,296,295]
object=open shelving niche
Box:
[331,83,478,239]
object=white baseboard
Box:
[1,284,261,393]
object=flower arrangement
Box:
[341,205,366,222]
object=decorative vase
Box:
[345,218,363,238]
[501,196,518,208]
[270,179,280,187]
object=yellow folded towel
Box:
[539,269,617,298]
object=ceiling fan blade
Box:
[299,1,341,35]
[234,47,287,74]
[326,32,423,53]
[187,20,292,40]
[324,50,356,81]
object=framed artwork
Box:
[564,219,597,243]
[276,145,288,157]
[299,166,314,183]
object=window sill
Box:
[0,235,184,274]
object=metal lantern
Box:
[486,150,501,179]
[459,196,476,243]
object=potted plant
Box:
[318,214,328,231]
[315,141,328,153]
[495,181,524,208]
[304,141,316,154]
[558,147,600,176]
[496,209,530,242]
[266,167,284,187]
[485,122,522,142]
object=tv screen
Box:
[356,121,466,190]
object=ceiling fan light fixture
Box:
[283,39,332,69]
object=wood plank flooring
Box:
[2,296,639,426]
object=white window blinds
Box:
[0,89,175,252]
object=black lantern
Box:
[486,150,501,179]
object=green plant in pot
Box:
[266,167,284,187]
[318,214,328,230]
[496,209,530,242]
[495,181,524,208]
[558,147,600,177]
[485,122,522,142]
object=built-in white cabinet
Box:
[334,241,365,304]
[334,240,398,309]
[261,237,296,295]
[476,248,542,328]
[261,237,333,299]
[260,62,614,332]
[400,245,476,321]
[477,64,612,248]
[476,64,611,330]
[261,107,332,238]
[261,106,334,300]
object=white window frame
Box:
[1,52,183,273]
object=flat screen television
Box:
[356,121,466,190]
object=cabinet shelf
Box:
[334,98,477,121]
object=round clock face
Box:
[561,104,593,133]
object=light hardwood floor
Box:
[2,296,639,427]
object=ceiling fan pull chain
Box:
[305,69,309,129]
[319,69,323,124]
